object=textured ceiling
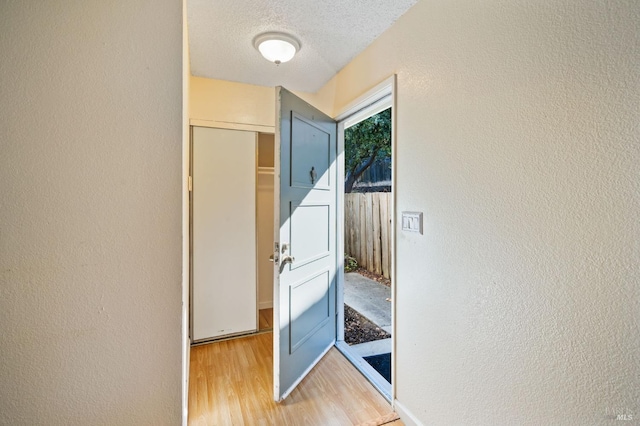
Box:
[187,0,418,92]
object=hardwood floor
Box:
[188,331,402,425]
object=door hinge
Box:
[188,176,192,192]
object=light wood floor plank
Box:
[188,332,402,425]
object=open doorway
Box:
[343,107,392,380]
[335,79,394,401]
[187,85,397,419]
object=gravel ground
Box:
[344,304,391,345]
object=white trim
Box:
[272,87,282,402]
[278,341,335,402]
[394,400,423,426]
[181,2,190,424]
[389,75,398,403]
[183,337,190,425]
[190,118,275,133]
[255,132,260,347]
[342,94,392,129]
[336,122,345,342]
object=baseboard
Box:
[393,399,423,426]
[259,301,273,310]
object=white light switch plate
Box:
[401,211,423,234]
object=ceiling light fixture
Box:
[253,32,301,65]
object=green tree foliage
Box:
[344,107,391,193]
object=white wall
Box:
[0,2,183,424]
[314,0,640,424]
[190,76,275,131]
[189,75,315,131]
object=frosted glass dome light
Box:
[253,32,301,65]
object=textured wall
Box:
[316,0,640,424]
[0,1,183,424]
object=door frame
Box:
[334,75,397,402]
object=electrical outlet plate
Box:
[401,211,423,234]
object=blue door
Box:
[273,87,338,401]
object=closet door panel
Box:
[192,127,257,341]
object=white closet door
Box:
[192,127,257,341]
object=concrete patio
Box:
[343,272,392,358]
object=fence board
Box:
[365,194,374,270]
[380,195,390,279]
[354,194,360,263]
[359,194,367,269]
[372,194,382,275]
[345,196,353,261]
[344,192,391,277]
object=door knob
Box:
[279,255,295,273]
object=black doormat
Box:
[363,353,391,383]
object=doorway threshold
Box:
[335,340,391,401]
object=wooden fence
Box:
[344,192,391,278]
